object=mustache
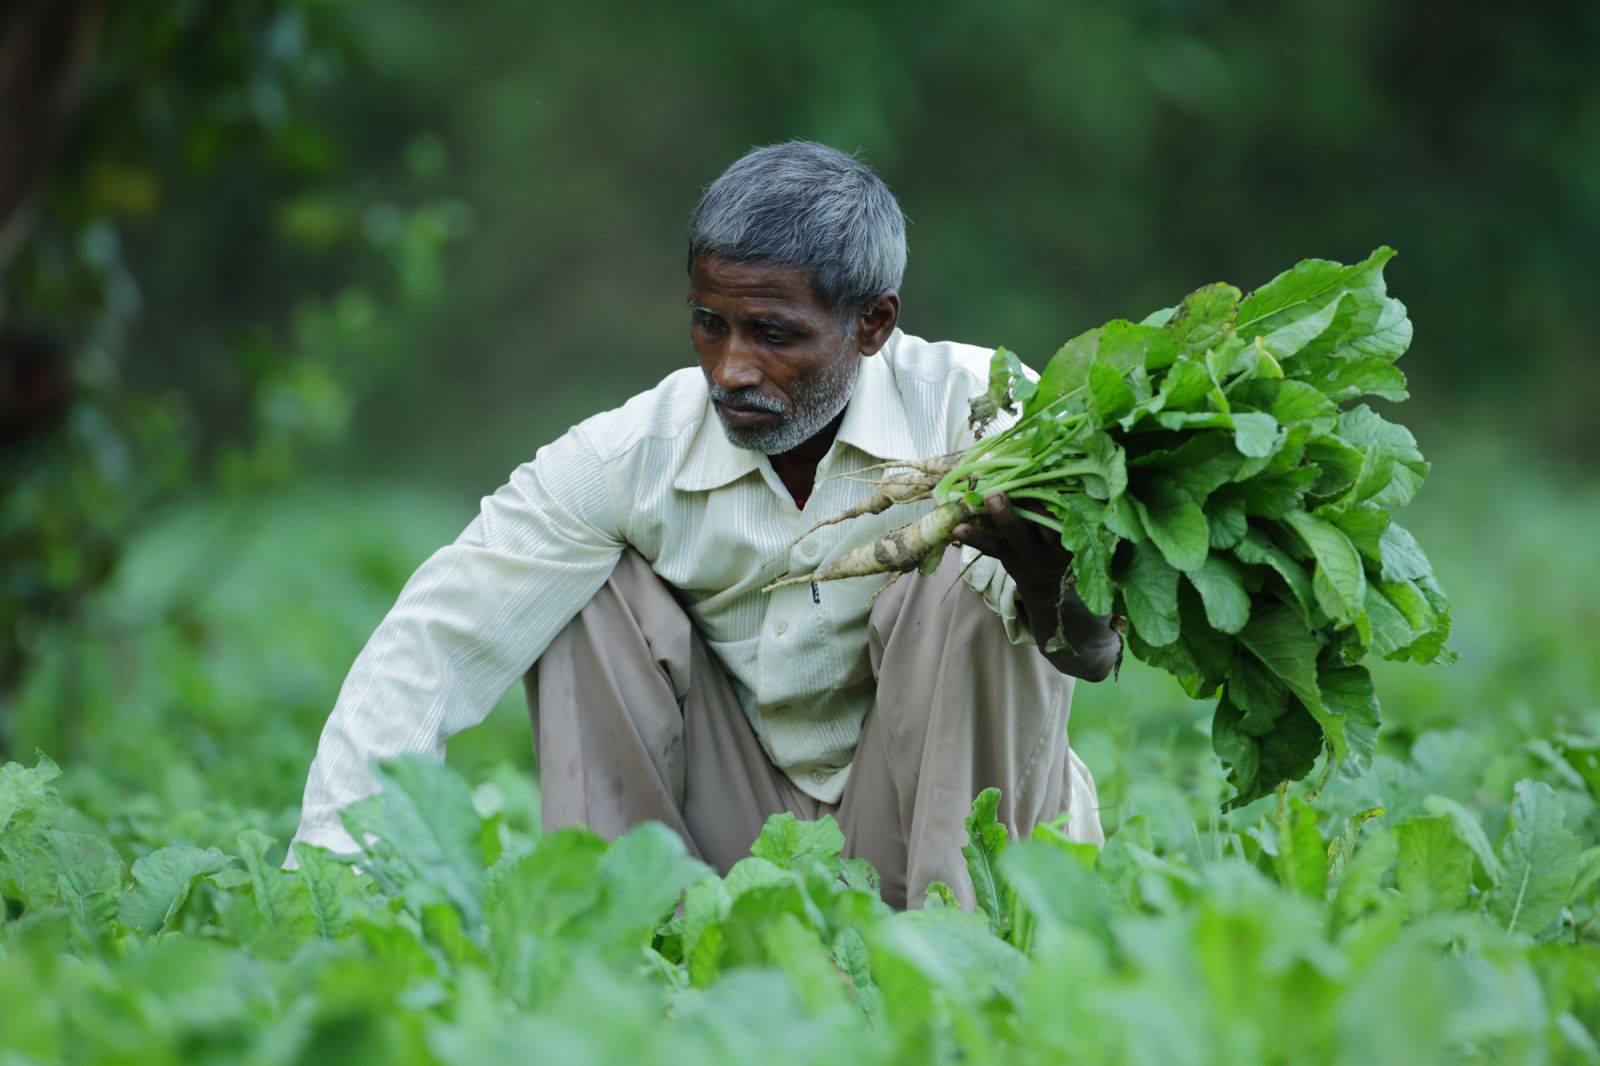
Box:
[707,384,786,414]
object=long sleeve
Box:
[288,427,625,859]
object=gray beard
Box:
[706,342,860,455]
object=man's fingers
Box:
[951,522,1006,559]
[984,491,1042,560]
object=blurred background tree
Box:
[3,0,1597,802]
[0,0,465,744]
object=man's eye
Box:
[761,332,788,345]
[696,315,725,332]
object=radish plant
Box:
[770,248,1451,806]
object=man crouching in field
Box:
[289,140,1122,909]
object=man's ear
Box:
[855,291,901,357]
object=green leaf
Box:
[1133,475,1209,572]
[341,755,485,925]
[1206,496,1248,549]
[1337,406,1429,508]
[1266,379,1339,429]
[1103,493,1145,542]
[1394,815,1473,917]
[1377,522,1433,582]
[1119,539,1181,646]
[1223,466,1319,519]
[236,829,313,935]
[1346,447,1399,506]
[1055,495,1114,614]
[1236,605,1323,712]
[1186,553,1251,633]
[988,347,1036,413]
[1258,291,1356,363]
[1214,696,1323,809]
[578,822,712,957]
[1363,581,1418,658]
[1032,332,1098,419]
[44,830,124,932]
[1318,664,1381,776]
[1306,436,1366,497]
[1088,359,1137,424]
[1335,295,1413,363]
[1151,358,1215,413]
[1299,355,1409,404]
[1273,796,1328,898]
[1327,805,1387,881]
[1212,697,1261,805]
[119,846,238,934]
[759,912,851,1013]
[960,787,1013,937]
[1488,779,1582,938]
[1099,320,1170,382]
[999,838,1111,942]
[1374,577,1453,664]
[1320,501,1389,565]
[1165,282,1240,358]
[1027,343,1078,414]
[1284,511,1366,626]
[488,828,608,971]
[1076,432,1129,501]
[750,813,845,873]
[1330,823,1399,930]
[1233,529,1315,620]
[0,753,61,839]
[1227,652,1292,735]
[292,842,365,939]
[1236,247,1396,336]
[1420,795,1503,886]
[1134,431,1244,500]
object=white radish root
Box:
[817,452,966,484]
[763,499,977,591]
[795,468,938,536]
[762,468,944,571]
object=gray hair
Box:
[688,141,907,319]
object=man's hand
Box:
[951,491,1123,682]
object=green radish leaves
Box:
[947,248,1448,806]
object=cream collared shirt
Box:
[291,329,1028,855]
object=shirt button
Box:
[773,620,788,635]
[800,540,819,560]
[810,769,830,785]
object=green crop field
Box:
[3,436,1597,1065]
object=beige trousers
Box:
[524,548,1102,910]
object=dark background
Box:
[4,0,1598,803]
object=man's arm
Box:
[288,429,625,862]
[951,491,1123,683]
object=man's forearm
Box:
[1019,588,1123,682]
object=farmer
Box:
[290,141,1122,909]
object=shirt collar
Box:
[671,329,918,493]
[833,329,919,462]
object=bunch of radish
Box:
[768,248,1451,807]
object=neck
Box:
[768,407,847,503]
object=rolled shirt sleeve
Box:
[288,427,624,859]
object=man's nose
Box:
[710,338,764,391]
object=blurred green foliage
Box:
[333,0,1600,484]
[0,0,465,729]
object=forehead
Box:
[688,256,827,318]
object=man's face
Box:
[688,255,860,455]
